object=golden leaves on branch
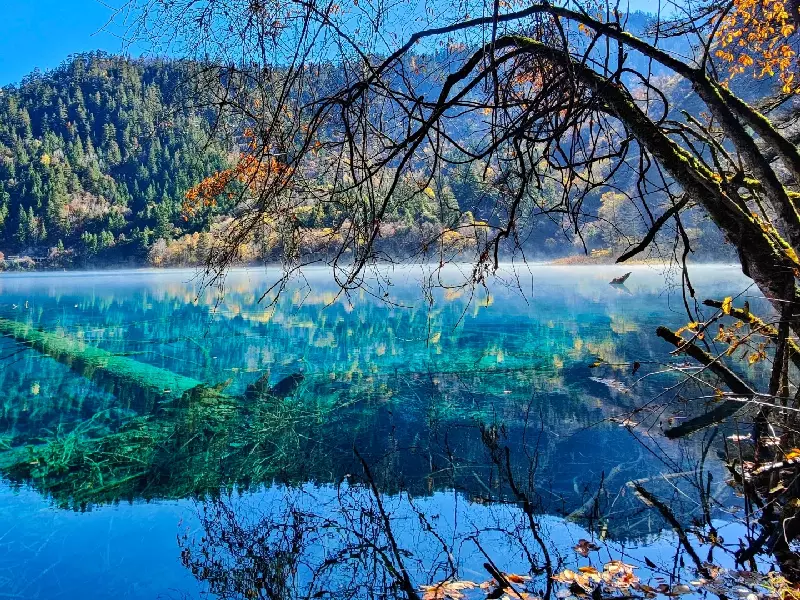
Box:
[714,0,798,93]
[748,343,768,364]
[710,297,775,364]
[674,321,705,339]
[722,296,733,315]
[784,447,800,460]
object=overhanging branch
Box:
[656,326,755,438]
[617,196,690,263]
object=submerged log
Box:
[0,317,206,401]
[269,372,304,397]
[245,372,304,399]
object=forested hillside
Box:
[0,49,733,269]
[0,53,233,268]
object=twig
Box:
[703,299,800,370]
[656,326,756,438]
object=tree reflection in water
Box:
[178,425,776,600]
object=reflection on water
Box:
[0,265,770,599]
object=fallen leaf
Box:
[419,580,477,599]
[784,448,800,460]
[573,539,600,557]
[667,584,692,596]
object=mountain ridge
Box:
[0,43,735,270]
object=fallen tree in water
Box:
[0,386,263,508]
[0,317,208,403]
[0,317,309,507]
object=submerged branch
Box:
[656,326,755,438]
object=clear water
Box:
[0,265,767,599]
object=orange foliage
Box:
[715,0,798,93]
[512,69,545,88]
[183,130,294,218]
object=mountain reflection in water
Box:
[0,265,769,599]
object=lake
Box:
[0,265,769,599]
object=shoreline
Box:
[0,261,743,278]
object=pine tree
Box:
[15,205,28,246]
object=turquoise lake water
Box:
[0,265,768,599]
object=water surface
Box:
[0,265,766,599]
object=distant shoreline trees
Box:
[0,48,735,271]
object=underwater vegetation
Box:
[2,267,793,600]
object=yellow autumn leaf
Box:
[423,186,436,199]
[420,580,477,600]
[784,448,800,460]
[722,296,733,315]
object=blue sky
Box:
[0,1,128,86]
[0,0,659,87]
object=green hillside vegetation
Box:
[0,53,233,268]
[0,52,733,269]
